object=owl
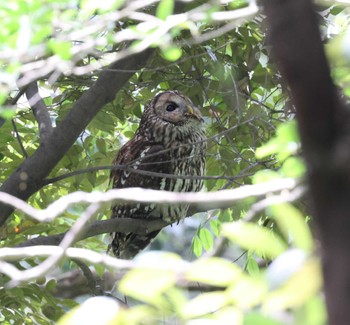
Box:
[109,90,206,259]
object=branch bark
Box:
[0,48,154,226]
[16,217,169,247]
[6,178,298,248]
[25,81,53,144]
[262,1,350,323]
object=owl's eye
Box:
[166,103,177,112]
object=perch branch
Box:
[0,178,299,223]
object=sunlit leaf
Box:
[186,257,243,286]
[182,292,228,318]
[156,0,174,20]
[210,219,220,237]
[228,276,267,308]
[223,222,288,259]
[264,257,322,312]
[192,235,203,257]
[119,268,177,304]
[256,121,300,161]
[244,312,284,325]
[199,228,214,251]
[161,46,182,61]
[280,156,306,178]
[48,40,72,60]
[269,203,313,251]
[57,297,120,325]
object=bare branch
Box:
[17,182,304,249]
[6,203,101,286]
[243,185,307,222]
[0,178,299,223]
[25,81,53,144]
[0,246,136,285]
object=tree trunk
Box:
[262,1,350,323]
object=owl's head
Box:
[148,90,204,126]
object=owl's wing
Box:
[109,137,172,259]
[110,137,171,193]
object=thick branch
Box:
[17,217,169,247]
[0,48,154,226]
[263,0,345,161]
[25,81,53,144]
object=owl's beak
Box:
[185,105,204,122]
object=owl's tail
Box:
[108,230,161,259]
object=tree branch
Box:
[0,48,154,226]
[7,203,102,287]
[16,217,169,247]
[0,246,135,286]
[0,178,298,223]
[25,81,53,144]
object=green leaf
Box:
[199,228,214,251]
[119,268,177,304]
[161,46,182,61]
[246,256,260,277]
[192,235,203,257]
[182,292,228,319]
[156,0,174,20]
[264,256,322,311]
[223,222,288,259]
[45,279,57,292]
[186,257,243,286]
[80,0,125,12]
[57,296,120,325]
[48,40,72,60]
[269,203,313,252]
[244,312,284,325]
[227,276,267,308]
[210,219,220,237]
[252,170,280,184]
[256,121,299,161]
[280,157,306,178]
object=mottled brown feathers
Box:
[109,90,206,259]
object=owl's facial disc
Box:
[154,92,203,125]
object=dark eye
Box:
[166,103,177,112]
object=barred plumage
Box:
[109,90,206,259]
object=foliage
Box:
[0,0,349,324]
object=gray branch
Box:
[25,81,53,144]
[16,217,169,247]
[0,178,298,223]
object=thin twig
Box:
[11,119,28,158]
[7,202,102,286]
